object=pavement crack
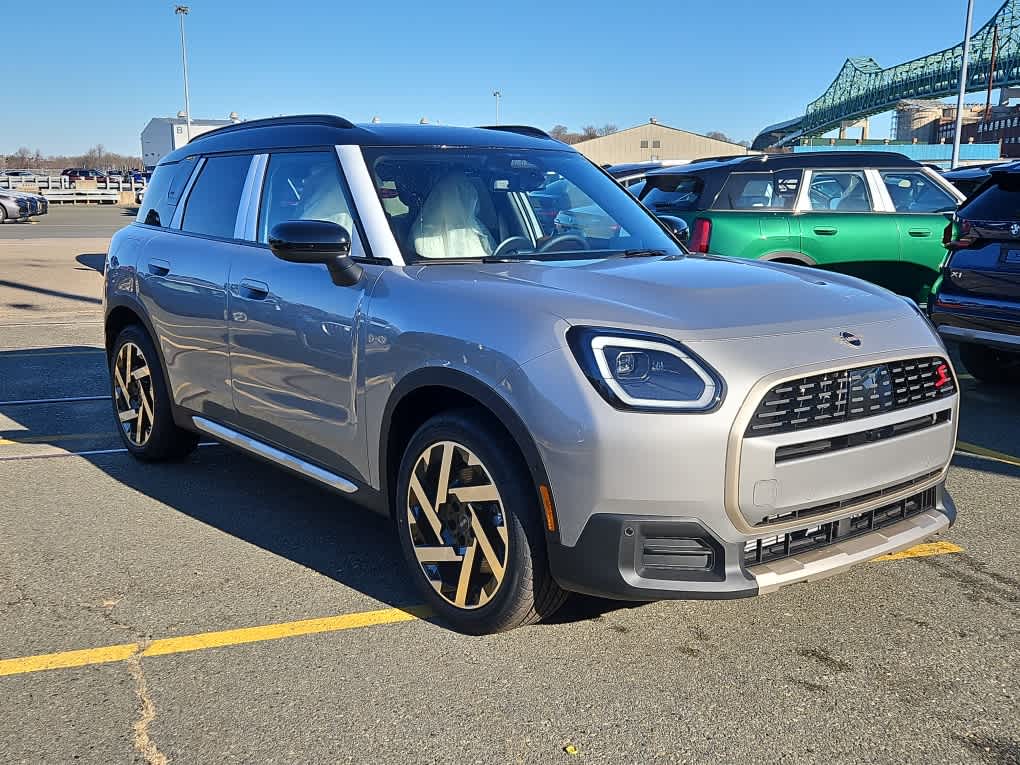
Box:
[126,644,168,765]
[1,581,37,612]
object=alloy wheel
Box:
[405,441,509,609]
[113,341,155,446]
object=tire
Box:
[394,409,567,634]
[0,205,6,224]
[958,342,1020,385]
[109,324,198,460]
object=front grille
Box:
[746,356,955,437]
[744,487,937,567]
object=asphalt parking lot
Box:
[0,206,1018,765]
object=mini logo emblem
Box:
[838,332,862,347]
[1011,223,1020,237]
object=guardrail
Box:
[42,189,124,205]
[0,175,147,192]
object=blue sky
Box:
[3,0,1002,157]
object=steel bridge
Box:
[752,0,1020,150]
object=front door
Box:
[226,149,377,482]
[798,168,902,292]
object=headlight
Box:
[567,327,723,412]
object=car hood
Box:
[415,254,914,341]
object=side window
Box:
[180,154,252,238]
[135,158,196,227]
[881,171,957,213]
[715,172,775,210]
[641,175,704,212]
[257,151,357,244]
[808,171,872,212]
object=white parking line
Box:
[0,395,110,407]
[0,442,217,462]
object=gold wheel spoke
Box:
[409,473,444,541]
[454,541,477,607]
[470,511,505,581]
[131,365,151,381]
[434,442,453,510]
[414,545,463,563]
[448,485,499,503]
[119,408,139,423]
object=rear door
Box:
[708,170,802,259]
[877,169,962,302]
[135,153,254,419]
[797,168,901,289]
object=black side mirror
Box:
[268,220,363,287]
[657,214,690,244]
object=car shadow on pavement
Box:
[75,253,106,274]
[0,345,634,629]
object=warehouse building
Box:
[140,114,239,169]
[572,119,753,165]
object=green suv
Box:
[626,152,965,303]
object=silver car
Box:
[0,189,47,222]
[103,116,959,633]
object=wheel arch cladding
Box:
[379,368,554,531]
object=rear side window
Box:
[958,176,1020,220]
[714,170,803,210]
[180,154,252,238]
[136,158,196,227]
[640,175,705,213]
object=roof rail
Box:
[188,114,356,143]
[477,125,552,140]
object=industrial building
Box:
[571,119,752,165]
[140,115,239,169]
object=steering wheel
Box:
[491,236,532,258]
[538,233,590,253]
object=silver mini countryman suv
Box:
[104,115,959,634]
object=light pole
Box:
[952,0,975,169]
[175,5,193,142]
[492,90,501,125]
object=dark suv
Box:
[931,163,1020,383]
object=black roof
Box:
[160,115,567,165]
[644,150,921,177]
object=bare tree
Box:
[597,124,618,137]
[580,125,600,140]
[549,125,570,141]
[705,131,733,143]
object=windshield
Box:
[362,147,682,262]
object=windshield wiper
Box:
[615,249,669,258]
[481,254,541,263]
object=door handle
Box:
[238,279,270,300]
[908,229,932,238]
[147,258,170,276]
[813,227,838,236]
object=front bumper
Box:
[548,483,956,600]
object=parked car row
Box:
[0,188,48,223]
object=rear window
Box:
[959,176,1020,220]
[136,157,197,228]
[180,154,252,238]
[714,170,802,210]
[640,174,705,213]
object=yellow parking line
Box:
[872,541,963,562]
[0,606,424,679]
[955,441,1020,468]
[0,432,114,446]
